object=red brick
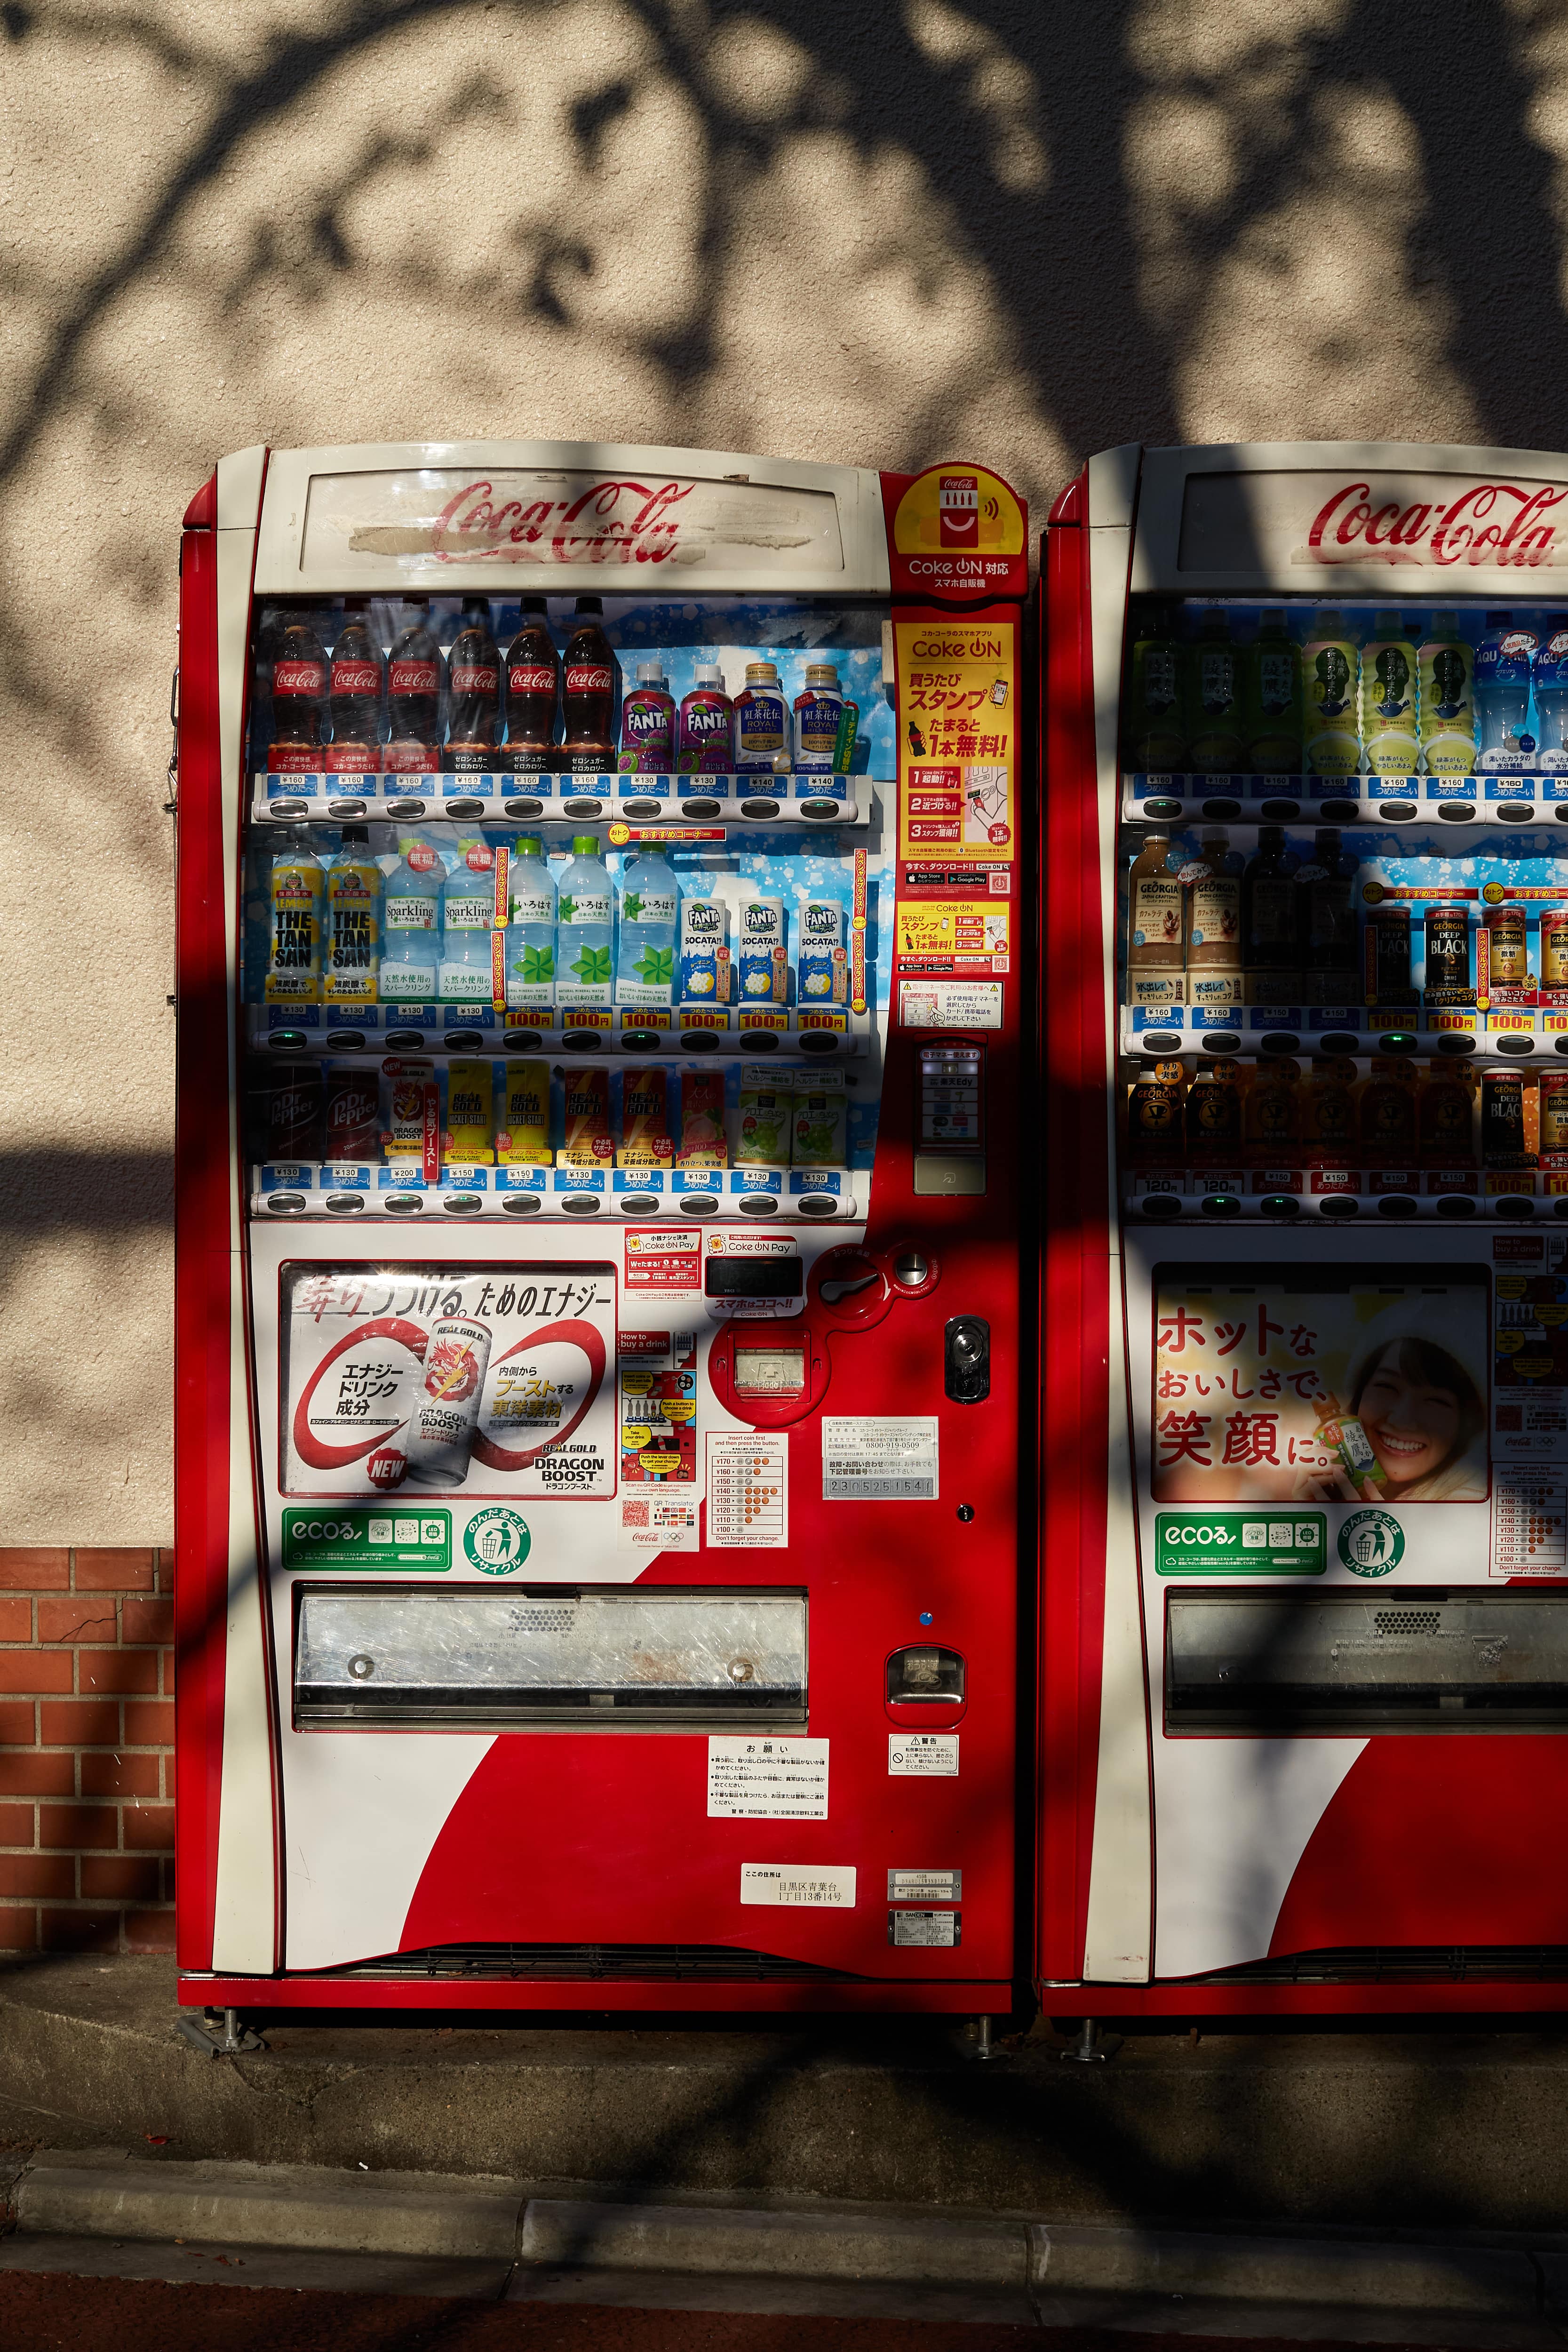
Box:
[0,1854,73,1898]
[73,1549,154,1591]
[159,1856,175,1902]
[40,1804,117,1850]
[80,1754,160,1799]
[40,1699,119,1746]
[0,1802,34,1845]
[80,1856,159,1901]
[122,1598,174,1646]
[0,1596,32,1641]
[0,1753,73,1797]
[125,1700,174,1746]
[40,1908,119,1953]
[0,1905,38,1948]
[78,1650,157,1696]
[0,1698,34,1744]
[123,1803,175,1853]
[0,1651,72,1693]
[0,1548,69,1590]
[125,1909,176,1953]
[156,1556,175,1595]
[37,1596,117,1644]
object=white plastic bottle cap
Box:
[695,663,724,686]
[635,660,667,685]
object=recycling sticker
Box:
[1337,1509,1405,1576]
[463,1507,532,1574]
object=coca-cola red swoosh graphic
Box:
[470,1318,607,1470]
[292,1317,427,1468]
[430,477,694,565]
[1306,479,1568,568]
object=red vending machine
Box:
[174,440,1027,2017]
[1044,440,1568,2018]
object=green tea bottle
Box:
[1123,603,1186,771]
[1301,609,1361,777]
[1244,607,1302,773]
[1419,610,1476,776]
[1361,611,1420,777]
[1185,608,1246,773]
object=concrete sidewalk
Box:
[7,1954,1568,2233]
[2,2150,1568,2343]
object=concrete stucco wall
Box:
[2,0,1565,1542]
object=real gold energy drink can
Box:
[404,1316,493,1489]
[444,1059,494,1165]
[497,1061,552,1165]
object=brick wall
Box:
[0,1547,175,1953]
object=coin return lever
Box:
[915,1044,985,1196]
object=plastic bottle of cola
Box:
[385,601,444,772]
[445,598,501,769]
[561,597,619,774]
[326,599,383,773]
[270,612,327,770]
[504,597,559,773]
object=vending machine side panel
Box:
[175,446,281,1974]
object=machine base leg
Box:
[176,2006,267,2057]
[1060,2016,1118,2063]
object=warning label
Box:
[708,1736,827,1819]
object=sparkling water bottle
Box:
[379,837,441,1004]
[438,838,497,1002]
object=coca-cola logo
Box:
[1305,479,1568,569]
[431,476,695,566]
[274,660,326,694]
[565,664,613,693]
[389,660,439,693]
[509,663,556,692]
[330,660,381,694]
[450,665,498,694]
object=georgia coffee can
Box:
[323,1064,380,1161]
[1423,903,1471,992]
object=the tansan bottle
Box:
[323,824,382,1009]
[1418,611,1476,776]
[1126,829,1185,970]
[1125,1059,1187,1165]
[1300,1057,1357,1168]
[1242,824,1298,989]
[1418,1061,1477,1171]
[1185,609,1246,773]
[265,841,325,1004]
[1124,604,1186,771]
[1356,1055,1418,1169]
[1243,608,1302,773]
[1294,826,1360,1002]
[1185,1058,1245,1169]
[1300,610,1361,777]
[1361,611,1420,776]
[1244,1056,1301,1168]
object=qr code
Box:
[622,1500,650,1527]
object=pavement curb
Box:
[1,2155,1558,2318]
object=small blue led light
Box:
[918,1611,933,1626]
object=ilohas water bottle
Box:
[439,838,498,1001]
[555,834,614,1008]
[379,837,442,1004]
[616,845,680,1005]
[1474,611,1540,772]
[1534,627,1568,772]
[503,835,557,1013]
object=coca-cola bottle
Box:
[504,597,559,773]
[561,596,618,774]
[269,612,327,773]
[444,597,501,772]
[325,598,384,774]
[385,600,444,773]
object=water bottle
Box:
[555,834,614,1007]
[504,835,557,1013]
[379,837,441,1005]
[616,845,680,1005]
[1535,627,1568,772]
[438,837,497,1002]
[1474,610,1539,773]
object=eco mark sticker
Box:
[1155,1511,1325,1576]
[462,1506,532,1574]
[1337,1509,1405,1575]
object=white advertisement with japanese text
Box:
[279,1260,616,1499]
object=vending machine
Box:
[174,439,1027,2014]
[1043,441,1568,2017]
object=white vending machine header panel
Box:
[1131,440,1568,599]
[253,439,890,598]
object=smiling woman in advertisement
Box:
[1298,1337,1487,1504]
